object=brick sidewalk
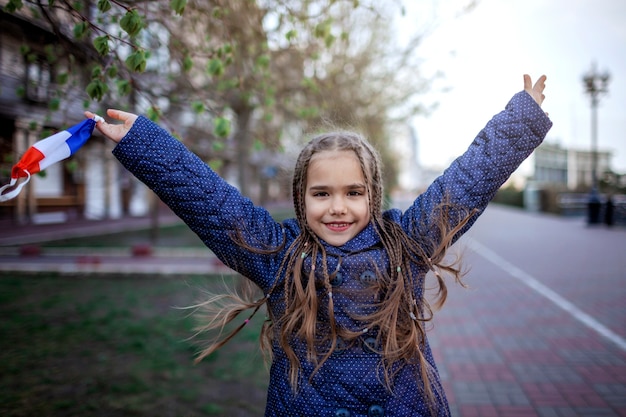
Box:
[428,256,626,417]
[425,205,626,417]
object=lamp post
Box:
[582,62,610,224]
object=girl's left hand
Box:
[84,109,138,143]
[524,74,547,107]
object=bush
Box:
[492,186,524,208]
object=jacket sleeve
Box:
[112,116,285,289]
[401,90,553,244]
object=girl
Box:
[87,74,551,417]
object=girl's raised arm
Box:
[400,74,552,244]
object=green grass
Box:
[0,273,269,417]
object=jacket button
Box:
[330,272,343,286]
[333,337,347,354]
[363,336,380,352]
[368,404,384,416]
[360,270,377,285]
[335,408,351,417]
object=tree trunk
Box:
[235,106,253,198]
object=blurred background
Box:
[1,0,624,225]
[0,1,624,416]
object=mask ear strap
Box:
[0,170,31,202]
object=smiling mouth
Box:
[325,222,351,232]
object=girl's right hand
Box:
[523,74,547,107]
[84,109,138,143]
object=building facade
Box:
[533,141,612,190]
[0,7,127,224]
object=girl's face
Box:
[304,150,371,246]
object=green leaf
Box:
[170,0,187,16]
[93,35,110,56]
[125,49,147,72]
[208,159,223,171]
[324,33,336,48]
[206,58,224,77]
[213,117,230,138]
[120,9,143,37]
[301,77,318,92]
[314,20,331,39]
[73,21,88,39]
[97,0,111,12]
[298,106,319,119]
[44,45,57,63]
[255,54,270,69]
[146,106,161,122]
[86,79,109,101]
[5,0,24,12]
[56,72,69,85]
[106,65,118,78]
[191,101,204,114]
[91,65,103,78]
[212,7,223,19]
[285,30,297,42]
[216,78,239,92]
[182,55,193,72]
[212,141,225,152]
[116,79,132,96]
[66,160,78,173]
[49,97,61,111]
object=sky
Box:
[398,0,626,176]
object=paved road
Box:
[1,204,625,416]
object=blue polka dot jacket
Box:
[112,91,552,417]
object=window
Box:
[25,57,51,103]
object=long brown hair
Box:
[191,130,475,412]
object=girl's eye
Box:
[348,190,363,196]
[313,191,329,197]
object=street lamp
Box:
[582,62,610,224]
